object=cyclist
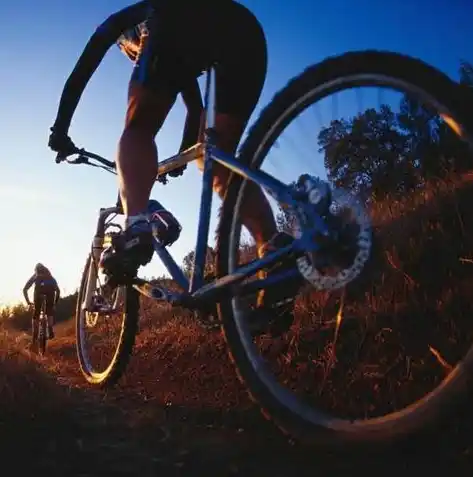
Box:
[48,0,303,334]
[23,263,61,340]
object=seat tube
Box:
[204,67,216,131]
[189,68,217,293]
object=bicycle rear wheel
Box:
[76,253,139,386]
[216,50,473,447]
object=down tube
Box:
[189,148,214,293]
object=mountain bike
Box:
[33,295,48,356]
[55,50,473,447]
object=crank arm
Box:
[132,278,197,308]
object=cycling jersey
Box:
[52,0,266,135]
[53,1,151,132]
[23,273,60,300]
[23,272,60,319]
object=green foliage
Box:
[182,246,216,278]
[0,303,31,330]
[0,291,78,331]
[318,62,473,201]
[459,60,473,86]
[178,61,473,271]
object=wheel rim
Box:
[77,256,127,381]
[228,70,473,434]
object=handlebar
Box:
[55,147,179,184]
[55,148,116,169]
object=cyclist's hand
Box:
[48,127,76,155]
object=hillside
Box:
[2,173,473,475]
[1,304,473,477]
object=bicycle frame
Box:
[91,66,329,306]
[34,295,48,354]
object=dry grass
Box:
[2,173,473,474]
[269,172,473,419]
[0,328,131,474]
[1,310,473,475]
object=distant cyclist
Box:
[23,263,61,340]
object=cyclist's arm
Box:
[53,280,61,304]
[179,79,203,152]
[22,275,35,305]
[52,1,150,133]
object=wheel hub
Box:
[291,176,372,291]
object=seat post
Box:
[203,66,217,132]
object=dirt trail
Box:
[2,309,473,477]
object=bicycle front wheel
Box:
[38,311,47,356]
[76,253,139,386]
[216,50,473,447]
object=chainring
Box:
[292,187,372,291]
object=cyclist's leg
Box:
[209,114,277,247]
[100,13,185,277]
[198,3,303,329]
[117,82,176,219]
[117,5,199,220]
[195,3,276,248]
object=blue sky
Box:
[0,0,471,305]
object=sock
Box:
[125,213,148,230]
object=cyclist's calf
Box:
[196,113,277,246]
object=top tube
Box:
[55,66,216,176]
[55,142,204,179]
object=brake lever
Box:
[55,152,67,164]
[56,148,84,164]
[74,155,89,164]
[157,174,168,185]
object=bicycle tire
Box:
[37,298,47,356]
[38,315,47,356]
[215,50,473,447]
[75,253,139,386]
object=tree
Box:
[182,246,216,278]
[397,94,446,180]
[317,61,473,199]
[318,105,415,200]
[459,60,473,87]
[400,61,473,178]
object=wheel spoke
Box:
[76,244,139,385]
[218,51,473,444]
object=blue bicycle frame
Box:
[67,66,329,307]
[146,66,327,304]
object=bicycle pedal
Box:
[133,282,168,301]
[85,304,115,314]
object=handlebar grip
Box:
[55,152,66,164]
[55,147,80,164]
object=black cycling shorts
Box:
[131,1,267,120]
[33,293,55,319]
